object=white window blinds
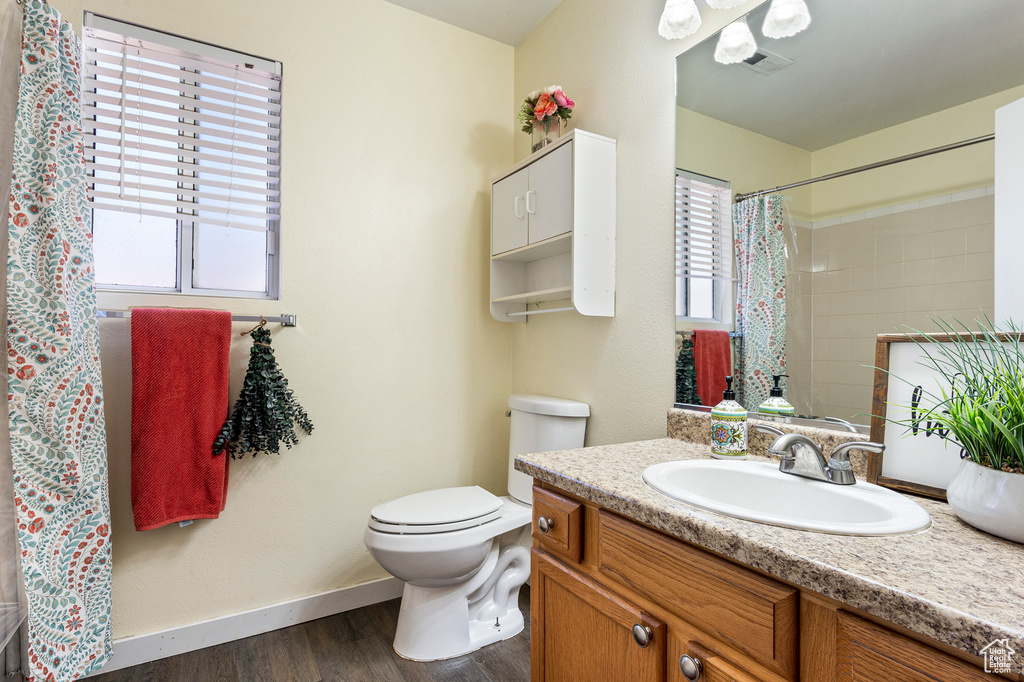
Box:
[675,172,733,282]
[81,25,282,234]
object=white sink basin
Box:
[643,460,931,536]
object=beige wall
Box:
[49,0,515,639]
[676,107,812,222]
[810,85,1024,220]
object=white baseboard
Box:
[84,577,404,677]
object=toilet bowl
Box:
[363,394,589,661]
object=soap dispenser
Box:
[759,374,795,418]
[711,376,747,459]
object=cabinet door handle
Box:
[679,654,703,680]
[525,189,536,215]
[631,623,653,648]
[514,195,525,219]
[537,516,553,534]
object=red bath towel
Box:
[693,330,732,407]
[130,308,232,531]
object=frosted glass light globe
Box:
[762,0,811,39]
[714,18,757,64]
[659,0,702,40]
[706,0,747,9]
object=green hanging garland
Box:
[213,325,313,458]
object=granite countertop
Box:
[515,437,1024,671]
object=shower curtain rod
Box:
[733,133,995,203]
[97,310,297,326]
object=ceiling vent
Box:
[740,49,794,75]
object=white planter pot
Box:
[945,459,1024,544]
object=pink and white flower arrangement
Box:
[518,85,575,134]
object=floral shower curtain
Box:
[733,195,787,411]
[7,1,112,680]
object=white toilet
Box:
[363,394,589,661]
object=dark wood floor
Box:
[93,587,530,682]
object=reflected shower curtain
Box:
[7,1,112,680]
[733,196,787,411]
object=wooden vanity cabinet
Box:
[531,483,1011,682]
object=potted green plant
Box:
[886,317,1024,543]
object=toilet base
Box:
[394,600,524,662]
[392,534,530,661]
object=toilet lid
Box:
[370,486,504,530]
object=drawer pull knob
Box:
[537,516,553,534]
[679,654,703,681]
[631,623,653,648]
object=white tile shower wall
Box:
[786,224,814,415]
[810,195,995,422]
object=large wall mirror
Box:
[673,0,1022,426]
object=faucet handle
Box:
[831,441,885,460]
[827,441,884,485]
[752,423,785,438]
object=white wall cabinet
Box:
[490,129,615,322]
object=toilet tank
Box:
[507,394,589,505]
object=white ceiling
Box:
[677,0,1024,150]
[382,0,563,46]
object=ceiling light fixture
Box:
[762,0,811,39]
[659,0,702,40]
[714,17,757,64]
[705,0,747,9]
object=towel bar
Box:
[97,310,297,327]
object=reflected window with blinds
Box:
[675,170,733,321]
[82,14,282,298]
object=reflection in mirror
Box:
[673,0,1022,425]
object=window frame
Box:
[83,12,282,300]
[675,169,733,324]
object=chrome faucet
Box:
[752,424,885,486]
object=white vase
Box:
[945,458,1024,544]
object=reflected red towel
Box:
[130,308,232,531]
[693,330,732,407]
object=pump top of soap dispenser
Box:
[769,374,788,397]
[723,375,736,401]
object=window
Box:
[81,14,282,298]
[675,170,733,320]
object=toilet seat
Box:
[369,486,505,534]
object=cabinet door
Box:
[491,167,529,255]
[527,142,573,244]
[532,549,666,682]
[836,612,990,681]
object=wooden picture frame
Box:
[868,331,1017,500]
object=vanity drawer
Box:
[532,485,583,563]
[598,511,798,681]
[669,639,762,682]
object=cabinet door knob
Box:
[537,516,553,534]
[514,195,525,219]
[525,189,537,215]
[631,623,653,648]
[679,654,703,681]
